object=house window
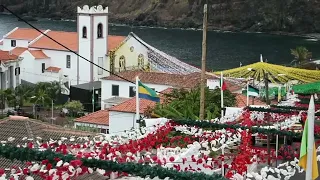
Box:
[101,129,106,134]
[15,67,20,76]
[138,54,144,67]
[107,129,109,134]
[98,57,103,75]
[11,40,16,47]
[41,63,45,73]
[82,26,87,38]
[111,85,119,96]
[66,55,71,68]
[97,23,103,38]
[129,86,135,97]
[119,56,125,71]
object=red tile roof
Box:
[108,36,126,50]
[6,28,44,41]
[29,50,49,59]
[103,70,216,88]
[46,66,61,73]
[11,47,27,56]
[0,50,19,62]
[3,27,127,54]
[29,31,78,51]
[75,110,109,126]
[235,93,266,107]
[109,98,156,114]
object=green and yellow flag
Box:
[298,119,319,180]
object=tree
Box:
[15,84,33,106]
[153,87,236,120]
[290,46,312,67]
[30,88,52,108]
[64,101,84,117]
[34,81,61,101]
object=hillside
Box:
[1,0,320,33]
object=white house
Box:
[0,50,22,90]
[0,5,125,90]
[100,70,222,110]
[74,109,109,134]
[74,88,171,134]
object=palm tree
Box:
[290,46,312,67]
[15,84,33,107]
[34,81,61,101]
[0,90,7,116]
[153,87,236,120]
[30,89,52,108]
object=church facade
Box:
[0,5,125,94]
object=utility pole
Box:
[199,4,208,120]
[252,78,255,105]
[51,100,53,124]
[264,71,271,165]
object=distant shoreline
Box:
[1,12,319,40]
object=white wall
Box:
[101,80,170,110]
[20,51,40,84]
[4,60,20,89]
[78,15,92,84]
[41,50,84,85]
[109,111,137,134]
[20,50,58,84]
[2,39,29,51]
[207,79,220,90]
[74,122,109,133]
[78,12,108,82]
[92,15,108,81]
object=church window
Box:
[97,23,103,38]
[11,40,16,47]
[82,27,87,38]
[138,54,144,67]
[119,56,126,71]
[66,55,71,68]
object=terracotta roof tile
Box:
[109,97,156,113]
[0,50,18,62]
[29,31,78,51]
[6,28,44,41]
[27,30,124,52]
[46,66,61,73]
[0,118,94,146]
[29,50,49,59]
[75,110,109,125]
[235,93,266,107]
[108,35,126,50]
[11,47,27,56]
[103,70,216,88]
[109,88,171,113]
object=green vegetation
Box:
[3,0,320,33]
[153,87,236,120]
[0,81,61,109]
[290,46,312,67]
[76,125,99,133]
[64,100,84,117]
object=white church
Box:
[0,5,126,92]
[0,5,200,95]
